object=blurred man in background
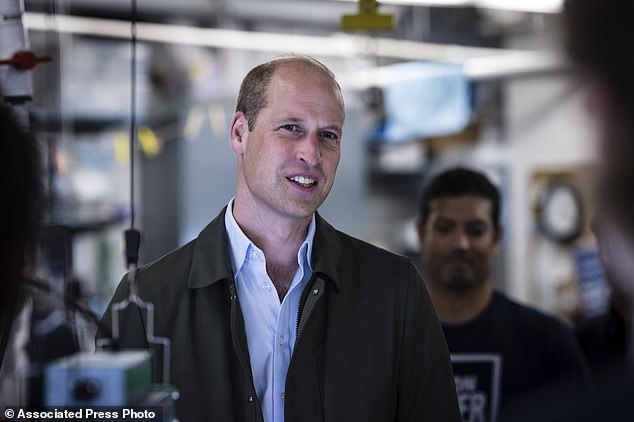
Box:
[417,167,588,422]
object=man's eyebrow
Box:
[320,124,342,133]
[466,219,487,225]
[272,117,342,132]
[272,116,304,124]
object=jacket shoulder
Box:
[336,227,411,263]
[136,240,197,287]
[112,240,197,307]
[327,225,418,289]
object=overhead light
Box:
[335,0,469,6]
[22,12,563,88]
[23,12,519,60]
[476,0,562,14]
[334,0,563,14]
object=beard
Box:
[427,251,490,294]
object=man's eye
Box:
[281,124,302,134]
[467,227,485,237]
[321,131,340,143]
[466,223,487,237]
[435,225,453,234]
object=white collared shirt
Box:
[224,199,315,422]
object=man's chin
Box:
[441,275,482,293]
[278,202,320,221]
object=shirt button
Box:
[281,392,285,401]
[248,395,255,402]
[262,282,271,291]
[279,335,285,345]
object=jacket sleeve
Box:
[397,262,462,422]
[95,273,150,350]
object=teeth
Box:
[290,176,316,187]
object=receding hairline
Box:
[266,54,338,80]
[268,55,345,110]
[235,55,346,132]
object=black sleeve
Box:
[397,262,462,422]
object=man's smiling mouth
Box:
[288,176,317,188]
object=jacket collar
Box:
[188,207,234,288]
[187,206,341,291]
[311,214,342,292]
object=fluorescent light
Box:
[335,0,470,6]
[476,0,562,14]
[464,51,565,80]
[23,12,564,89]
[23,12,359,56]
[23,12,518,60]
[334,0,563,14]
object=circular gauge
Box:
[538,183,583,243]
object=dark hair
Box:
[0,104,42,311]
[419,167,500,226]
[563,0,634,235]
[235,54,343,131]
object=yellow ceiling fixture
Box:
[341,0,395,31]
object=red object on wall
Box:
[0,50,52,70]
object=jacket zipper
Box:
[228,281,261,421]
[295,276,325,339]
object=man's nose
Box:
[297,133,321,167]
[453,230,471,250]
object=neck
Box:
[232,197,311,267]
[429,282,493,323]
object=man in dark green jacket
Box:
[98,55,460,422]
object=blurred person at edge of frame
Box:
[574,212,629,378]
[564,0,634,369]
[416,167,589,422]
[0,102,43,406]
[504,1,634,421]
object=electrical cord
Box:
[125,0,141,270]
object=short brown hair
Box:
[235,54,344,131]
[419,168,500,227]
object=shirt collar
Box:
[224,198,316,276]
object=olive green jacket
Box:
[98,208,460,422]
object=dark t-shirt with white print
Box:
[442,291,588,422]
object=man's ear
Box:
[230,111,248,155]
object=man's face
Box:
[418,195,500,293]
[231,63,343,221]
